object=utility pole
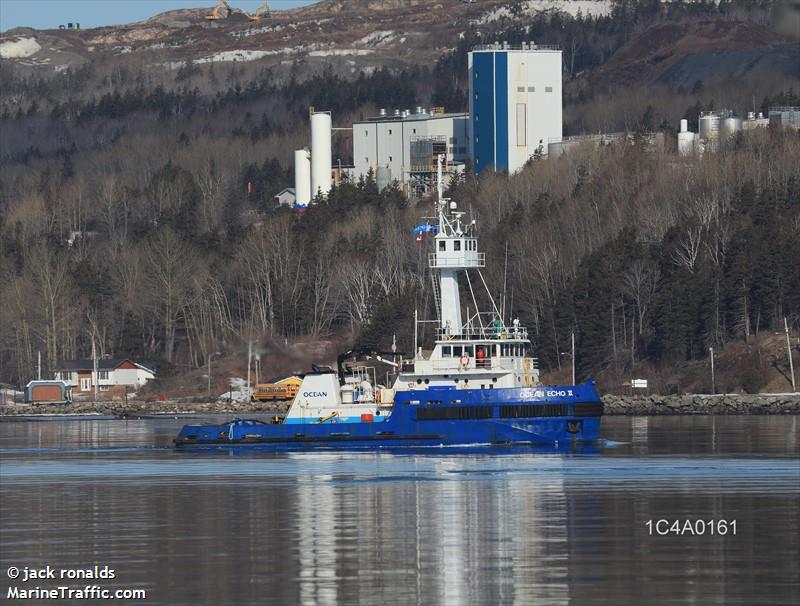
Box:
[92,337,99,402]
[414,309,418,359]
[246,340,252,397]
[709,347,715,394]
[571,331,576,385]
[785,317,796,392]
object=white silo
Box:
[310,111,332,200]
[294,148,311,206]
[677,118,696,156]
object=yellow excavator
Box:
[247,1,270,21]
[205,0,232,20]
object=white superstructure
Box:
[283,155,539,424]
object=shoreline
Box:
[1,394,798,419]
[602,394,800,415]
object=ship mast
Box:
[431,155,484,337]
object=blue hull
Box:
[175,382,603,450]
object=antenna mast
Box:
[437,154,444,204]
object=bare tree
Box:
[144,230,199,362]
[623,260,658,335]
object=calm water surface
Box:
[1,415,798,605]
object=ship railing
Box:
[472,43,560,52]
[428,359,515,372]
[429,252,485,268]
[436,327,529,341]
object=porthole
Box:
[492,377,497,383]
[416,379,422,385]
[424,379,430,384]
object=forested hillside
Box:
[1,0,798,393]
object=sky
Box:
[0,0,317,32]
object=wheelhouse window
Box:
[442,346,451,357]
[454,241,461,251]
[439,241,446,251]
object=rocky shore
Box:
[602,393,800,415]
[1,394,798,418]
[0,400,290,418]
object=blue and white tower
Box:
[468,42,563,174]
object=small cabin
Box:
[25,381,71,404]
[273,188,297,208]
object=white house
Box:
[273,187,297,207]
[53,357,156,399]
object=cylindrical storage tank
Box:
[294,149,311,206]
[721,116,743,139]
[698,113,720,140]
[677,131,696,156]
[310,112,332,200]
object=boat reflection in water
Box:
[286,450,578,606]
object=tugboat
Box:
[175,157,602,449]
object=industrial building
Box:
[743,111,769,130]
[469,42,563,174]
[352,108,469,197]
[769,107,800,129]
[676,107,793,157]
[549,131,665,158]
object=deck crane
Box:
[247,1,270,21]
[205,0,232,20]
